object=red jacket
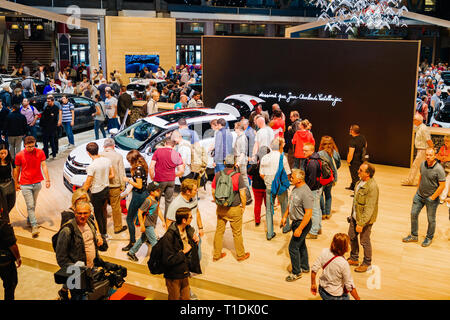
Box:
[292,130,315,158]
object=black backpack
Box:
[52,221,75,252]
[147,234,166,275]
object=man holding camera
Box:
[347,162,379,273]
[55,200,103,300]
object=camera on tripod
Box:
[54,258,127,300]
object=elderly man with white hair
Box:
[252,116,275,159]
[401,113,433,186]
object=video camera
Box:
[54,258,127,300]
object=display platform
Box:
[10,153,450,300]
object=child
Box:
[127,182,166,262]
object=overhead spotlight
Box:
[24,24,29,30]
[11,24,19,30]
[36,24,44,30]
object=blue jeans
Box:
[319,286,350,300]
[62,122,74,145]
[411,193,439,240]
[310,188,323,235]
[126,190,149,243]
[107,118,120,132]
[94,120,106,140]
[129,225,157,254]
[214,163,225,173]
[21,183,42,227]
[27,125,37,139]
[289,219,312,274]
[265,189,290,239]
[320,184,333,216]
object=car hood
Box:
[68,138,141,168]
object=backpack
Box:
[214,170,238,207]
[317,155,335,186]
[271,153,291,196]
[147,233,166,275]
[191,143,207,173]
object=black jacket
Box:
[305,152,322,191]
[0,107,10,134]
[39,104,60,134]
[161,222,201,280]
[4,110,27,137]
[55,219,100,268]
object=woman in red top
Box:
[292,120,315,169]
[270,109,285,138]
[426,78,434,91]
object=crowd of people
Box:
[0,59,449,301]
[415,61,449,125]
[0,61,204,161]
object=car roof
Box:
[142,108,237,128]
[224,94,265,103]
[128,78,166,85]
[31,94,93,101]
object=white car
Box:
[429,100,450,128]
[215,94,266,119]
[126,78,167,99]
[63,108,238,191]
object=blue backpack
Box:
[271,153,291,196]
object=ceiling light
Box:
[309,0,408,33]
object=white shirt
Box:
[256,126,275,150]
[86,157,112,193]
[311,248,355,297]
[105,97,118,119]
[260,150,291,189]
[63,86,74,94]
[176,140,191,178]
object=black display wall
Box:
[202,36,420,167]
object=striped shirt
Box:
[60,102,74,123]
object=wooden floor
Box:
[9,136,450,300]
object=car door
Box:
[70,96,94,130]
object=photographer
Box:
[55,200,103,300]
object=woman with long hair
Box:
[311,233,360,300]
[0,144,16,222]
[318,136,341,220]
[122,150,149,251]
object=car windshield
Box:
[127,84,147,92]
[436,103,450,123]
[114,120,162,150]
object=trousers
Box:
[165,278,190,300]
[348,217,373,266]
[213,205,246,259]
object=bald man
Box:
[252,116,275,159]
[401,114,433,186]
